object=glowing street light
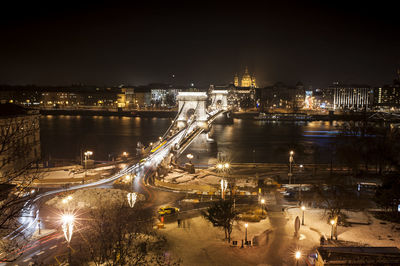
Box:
[84,150,93,169]
[289,150,294,184]
[216,162,230,171]
[61,213,75,264]
[84,150,93,159]
[122,151,128,157]
[330,219,335,240]
[61,214,75,243]
[295,251,302,266]
[261,198,265,215]
[62,195,73,204]
[186,153,194,164]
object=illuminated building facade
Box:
[374,71,400,110]
[234,67,257,88]
[0,104,40,179]
[332,84,373,110]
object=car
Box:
[158,206,180,216]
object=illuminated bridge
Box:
[8,91,230,240]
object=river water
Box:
[40,115,341,165]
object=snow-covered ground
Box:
[287,207,400,248]
[159,216,271,266]
[45,188,145,210]
[159,169,258,193]
[34,164,119,183]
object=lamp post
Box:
[299,164,304,200]
[220,179,228,200]
[61,213,75,264]
[186,153,194,164]
[295,251,301,266]
[244,223,248,243]
[216,162,230,199]
[289,150,294,184]
[84,151,93,169]
[330,219,335,240]
[301,205,305,225]
[261,199,265,215]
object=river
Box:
[40,115,341,165]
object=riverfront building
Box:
[374,71,400,110]
[331,83,373,110]
[0,104,40,179]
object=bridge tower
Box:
[210,90,228,110]
[176,92,208,129]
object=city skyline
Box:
[0,1,399,87]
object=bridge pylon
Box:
[210,90,228,111]
[176,92,208,129]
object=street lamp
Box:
[61,213,75,264]
[122,151,128,157]
[186,153,194,164]
[62,214,74,243]
[217,162,230,199]
[84,151,93,169]
[261,199,265,215]
[289,150,294,184]
[295,251,301,266]
[125,174,132,183]
[301,205,305,225]
[330,219,335,240]
[220,179,228,200]
[244,223,248,243]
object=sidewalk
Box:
[286,207,400,249]
[159,216,272,266]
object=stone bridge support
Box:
[176,92,208,129]
[210,90,228,110]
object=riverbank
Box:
[40,108,176,118]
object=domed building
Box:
[234,67,257,88]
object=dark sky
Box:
[0,0,399,87]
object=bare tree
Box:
[0,111,43,261]
[73,203,180,265]
[202,199,237,242]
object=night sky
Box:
[0,1,399,87]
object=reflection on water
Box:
[40,116,340,164]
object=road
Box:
[6,174,185,265]
[1,124,193,264]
